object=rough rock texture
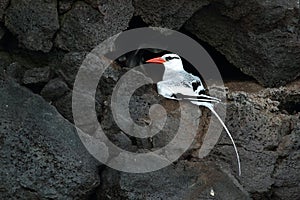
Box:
[55,1,134,51]
[53,48,299,199]
[0,76,101,199]
[58,51,88,86]
[94,80,299,200]
[0,51,12,72]
[22,67,51,85]
[0,0,299,199]
[0,0,9,22]
[133,0,210,30]
[184,0,300,87]
[5,0,59,52]
[40,78,70,101]
[5,62,25,83]
[0,25,5,40]
[54,52,103,123]
[58,0,74,14]
[98,160,250,200]
[211,86,300,199]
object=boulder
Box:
[98,160,250,199]
[5,0,59,52]
[40,78,70,101]
[55,1,134,51]
[5,62,25,83]
[58,52,88,86]
[184,0,300,87]
[0,0,9,22]
[211,85,300,199]
[133,0,209,30]
[0,76,101,199]
[0,25,5,40]
[58,0,75,14]
[22,67,51,85]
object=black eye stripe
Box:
[165,56,180,61]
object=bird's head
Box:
[146,53,183,71]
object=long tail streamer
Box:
[190,101,241,176]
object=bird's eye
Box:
[165,56,172,61]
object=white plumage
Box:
[146,53,241,176]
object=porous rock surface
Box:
[0,0,299,199]
[0,75,101,199]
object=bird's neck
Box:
[163,63,184,80]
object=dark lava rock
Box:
[58,0,75,14]
[184,0,300,87]
[272,119,300,200]
[53,91,103,132]
[0,25,5,40]
[0,0,9,21]
[84,0,102,8]
[40,78,70,101]
[5,62,25,83]
[109,131,136,151]
[55,1,134,51]
[0,51,12,72]
[133,0,209,30]
[58,52,88,86]
[0,76,101,199]
[5,0,59,52]
[53,92,74,122]
[98,160,250,200]
[55,51,121,125]
[212,86,300,199]
[22,67,51,85]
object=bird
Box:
[146,53,241,176]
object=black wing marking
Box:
[191,80,206,94]
[192,80,200,92]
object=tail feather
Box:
[183,97,220,103]
[176,93,221,103]
[191,101,241,176]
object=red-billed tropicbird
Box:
[146,53,241,176]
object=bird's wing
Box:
[157,80,198,96]
[158,71,221,103]
[181,72,205,93]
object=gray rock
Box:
[53,92,74,122]
[53,91,103,129]
[272,119,300,199]
[40,78,70,101]
[0,25,5,40]
[84,0,102,8]
[5,0,59,52]
[0,51,12,72]
[0,76,101,199]
[5,62,25,83]
[58,0,75,14]
[22,67,51,85]
[272,186,299,200]
[98,160,250,200]
[58,52,88,86]
[133,0,209,30]
[184,0,300,87]
[109,132,136,152]
[55,1,134,51]
[211,86,300,198]
[0,0,9,21]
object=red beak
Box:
[146,57,166,64]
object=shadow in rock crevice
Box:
[178,27,257,83]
